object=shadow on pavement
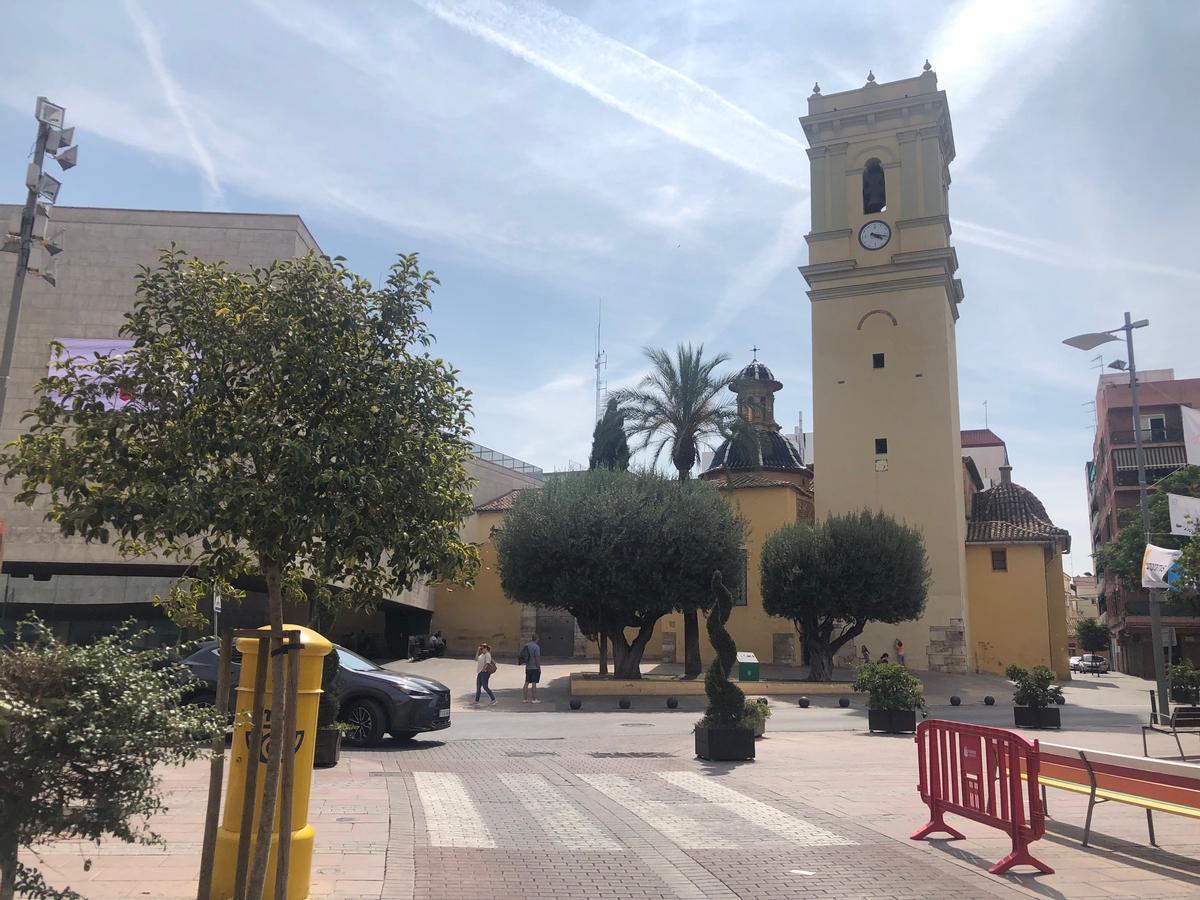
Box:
[1042,819,1200,885]
[927,840,1067,898]
[343,737,447,753]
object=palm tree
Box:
[617,343,734,677]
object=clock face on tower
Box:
[858,220,891,250]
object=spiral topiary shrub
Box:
[694,571,754,760]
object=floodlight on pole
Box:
[1,95,78,460]
[34,96,65,127]
[1064,312,1168,716]
[35,171,62,202]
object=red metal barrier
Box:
[912,719,1053,875]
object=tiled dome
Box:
[738,361,776,382]
[706,430,805,473]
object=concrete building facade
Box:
[800,67,970,673]
[0,206,539,650]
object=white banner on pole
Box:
[1184,405,1200,465]
[1141,543,1183,589]
[1169,493,1200,536]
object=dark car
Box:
[182,640,450,747]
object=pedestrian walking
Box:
[860,644,870,665]
[475,643,497,705]
[895,639,906,667]
[519,634,542,703]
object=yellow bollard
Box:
[209,625,332,899]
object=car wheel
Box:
[391,730,417,742]
[342,699,386,747]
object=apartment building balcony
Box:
[1110,428,1184,445]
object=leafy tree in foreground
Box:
[616,344,734,678]
[494,469,745,679]
[761,510,931,682]
[1093,465,1200,596]
[1075,616,1110,655]
[588,397,630,472]
[0,619,221,900]
[1,250,478,897]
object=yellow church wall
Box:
[1044,548,1073,680]
[431,512,524,655]
[650,484,805,666]
[967,544,1071,680]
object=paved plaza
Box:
[24,663,1200,899]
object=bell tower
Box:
[800,65,969,674]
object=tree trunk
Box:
[0,832,17,900]
[683,609,702,679]
[609,624,657,679]
[246,562,289,900]
[598,633,608,675]
[806,637,834,682]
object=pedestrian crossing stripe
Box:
[658,771,854,846]
[411,770,854,851]
[413,771,496,848]
[500,774,622,851]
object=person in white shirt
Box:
[474,643,497,705]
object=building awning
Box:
[1113,445,1187,470]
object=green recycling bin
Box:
[736,651,760,682]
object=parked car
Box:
[1069,656,1083,672]
[1077,654,1109,673]
[182,640,451,746]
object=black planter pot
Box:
[1171,686,1200,705]
[1013,706,1061,729]
[695,725,755,761]
[867,708,917,734]
[314,727,341,769]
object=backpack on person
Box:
[518,644,529,666]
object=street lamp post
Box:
[1064,312,1169,715]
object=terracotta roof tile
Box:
[702,472,811,493]
[967,481,1070,551]
[475,489,534,512]
[961,428,1006,448]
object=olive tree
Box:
[1,250,478,897]
[0,619,221,900]
[761,510,930,681]
[494,469,745,678]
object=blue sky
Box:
[2,0,1198,576]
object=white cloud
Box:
[953,218,1200,283]
[123,0,226,208]
[409,0,807,187]
[929,0,1092,168]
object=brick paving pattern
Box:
[23,727,1200,899]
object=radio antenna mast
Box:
[594,299,607,423]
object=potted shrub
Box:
[853,661,926,733]
[743,698,771,738]
[695,572,755,761]
[1006,664,1064,729]
[1170,659,1200,705]
[314,651,342,768]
